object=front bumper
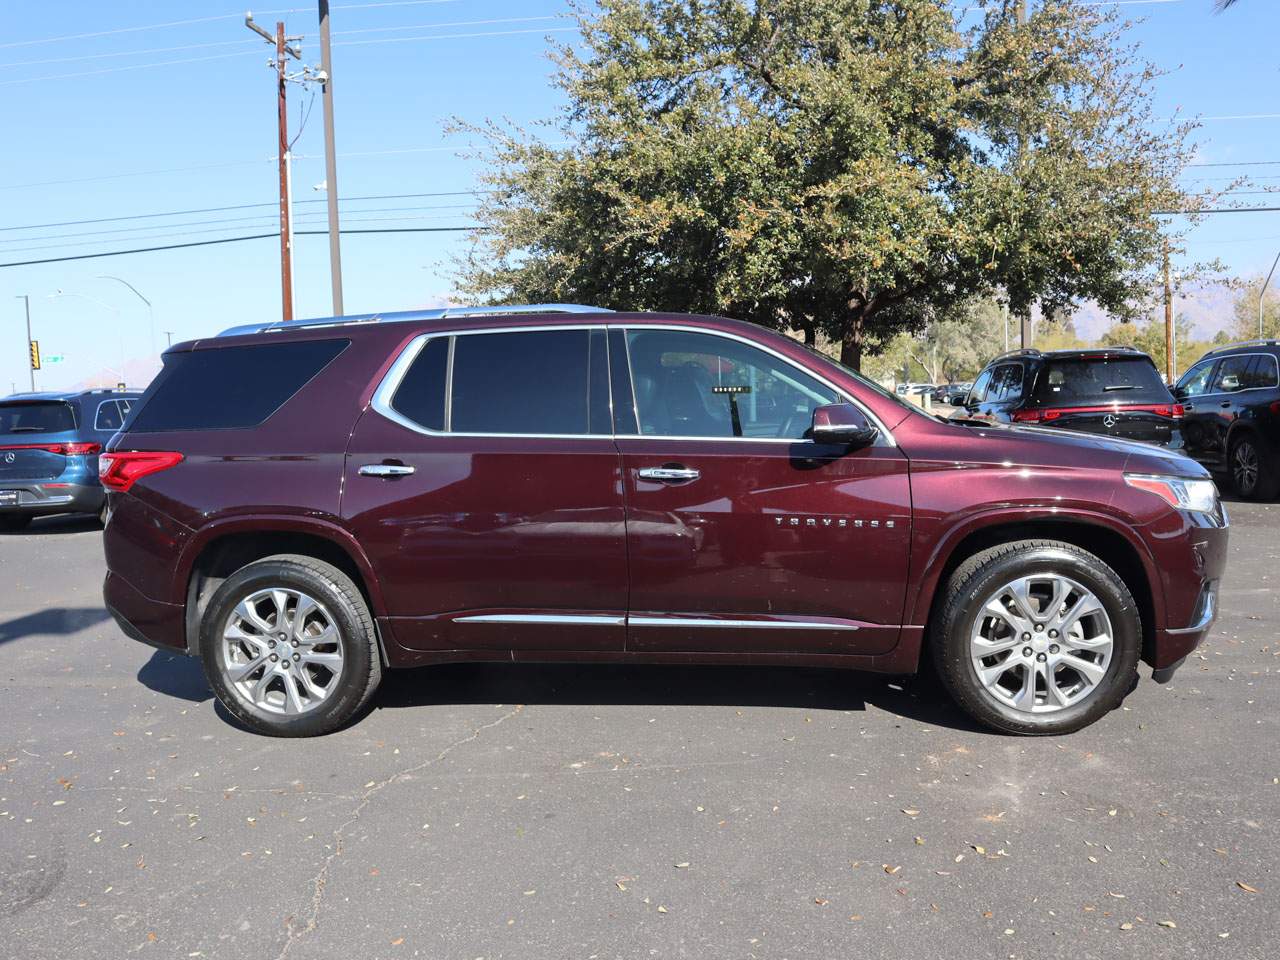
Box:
[0,481,102,516]
[1149,578,1219,682]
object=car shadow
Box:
[10,515,102,536]
[136,649,213,703]
[372,661,988,734]
[0,607,111,647]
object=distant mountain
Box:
[1068,281,1239,341]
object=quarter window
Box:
[94,399,127,431]
[624,329,838,439]
[1241,354,1280,390]
[1212,354,1253,393]
[989,363,1024,402]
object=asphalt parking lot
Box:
[0,503,1276,960]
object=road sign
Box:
[43,354,64,364]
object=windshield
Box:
[1031,356,1172,405]
[0,401,77,435]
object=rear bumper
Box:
[104,571,187,653]
[0,481,102,516]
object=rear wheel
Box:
[200,555,382,737]
[0,515,32,533]
[1229,434,1279,501]
[932,540,1141,735]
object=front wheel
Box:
[932,540,1141,736]
[200,555,382,737]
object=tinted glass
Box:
[127,339,349,432]
[1031,356,1171,404]
[626,329,838,439]
[1177,360,1216,398]
[0,401,76,435]
[970,368,993,404]
[1213,354,1253,393]
[1247,353,1280,389]
[450,329,594,435]
[390,337,448,431]
[990,363,1024,402]
[94,400,125,431]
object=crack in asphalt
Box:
[275,704,524,960]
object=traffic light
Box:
[29,340,40,371]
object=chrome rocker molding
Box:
[454,613,862,631]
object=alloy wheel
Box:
[220,588,345,715]
[969,573,1114,715]
[1233,440,1259,495]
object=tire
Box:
[200,554,382,737]
[1229,434,1279,501]
[0,515,32,533]
[932,539,1141,736]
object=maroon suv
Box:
[102,306,1227,737]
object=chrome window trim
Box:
[93,399,124,432]
[629,615,860,631]
[369,322,895,445]
[1203,351,1280,396]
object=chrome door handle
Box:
[638,466,700,482]
[359,463,415,477]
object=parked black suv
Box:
[1174,339,1280,500]
[959,347,1183,448]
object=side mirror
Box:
[811,403,878,447]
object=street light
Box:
[1259,250,1280,340]
[96,275,155,357]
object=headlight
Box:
[1124,473,1219,514]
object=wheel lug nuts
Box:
[1034,623,1044,632]
[1037,653,1047,662]
[293,653,300,662]
[268,640,276,649]
[291,639,299,647]
[1023,646,1033,657]
[1049,644,1059,654]
[1022,632,1031,641]
[269,654,278,662]
[1048,629,1058,638]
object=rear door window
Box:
[1032,356,1171,404]
[386,328,609,436]
[1212,354,1253,394]
[126,339,349,432]
[0,401,76,435]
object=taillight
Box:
[0,442,101,455]
[1152,404,1184,419]
[99,451,183,492]
[1012,409,1042,422]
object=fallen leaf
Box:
[901,808,920,817]
[616,881,627,892]
[390,938,404,946]
[674,862,690,869]
[972,845,986,855]
[884,864,901,875]
[1120,923,1134,931]
[1237,881,1260,894]
[657,905,668,914]
[1158,920,1177,929]
[814,898,829,906]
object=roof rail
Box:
[991,348,1041,362]
[216,303,612,338]
[1204,338,1280,357]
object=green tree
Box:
[1230,278,1280,341]
[456,0,1210,368]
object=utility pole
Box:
[97,275,154,357]
[1163,239,1174,383]
[1259,250,1280,340]
[246,14,302,323]
[1016,0,1031,350]
[16,295,34,391]
[318,0,344,316]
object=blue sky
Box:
[0,0,1276,391]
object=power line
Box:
[1187,160,1280,169]
[0,226,480,269]
[0,191,491,234]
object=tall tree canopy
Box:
[455,0,1207,368]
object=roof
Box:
[988,346,1148,363]
[3,388,142,402]
[216,303,613,338]
[1203,338,1280,358]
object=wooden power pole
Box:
[1163,239,1174,383]
[246,14,302,323]
[1017,0,1031,350]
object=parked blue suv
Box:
[0,388,143,531]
